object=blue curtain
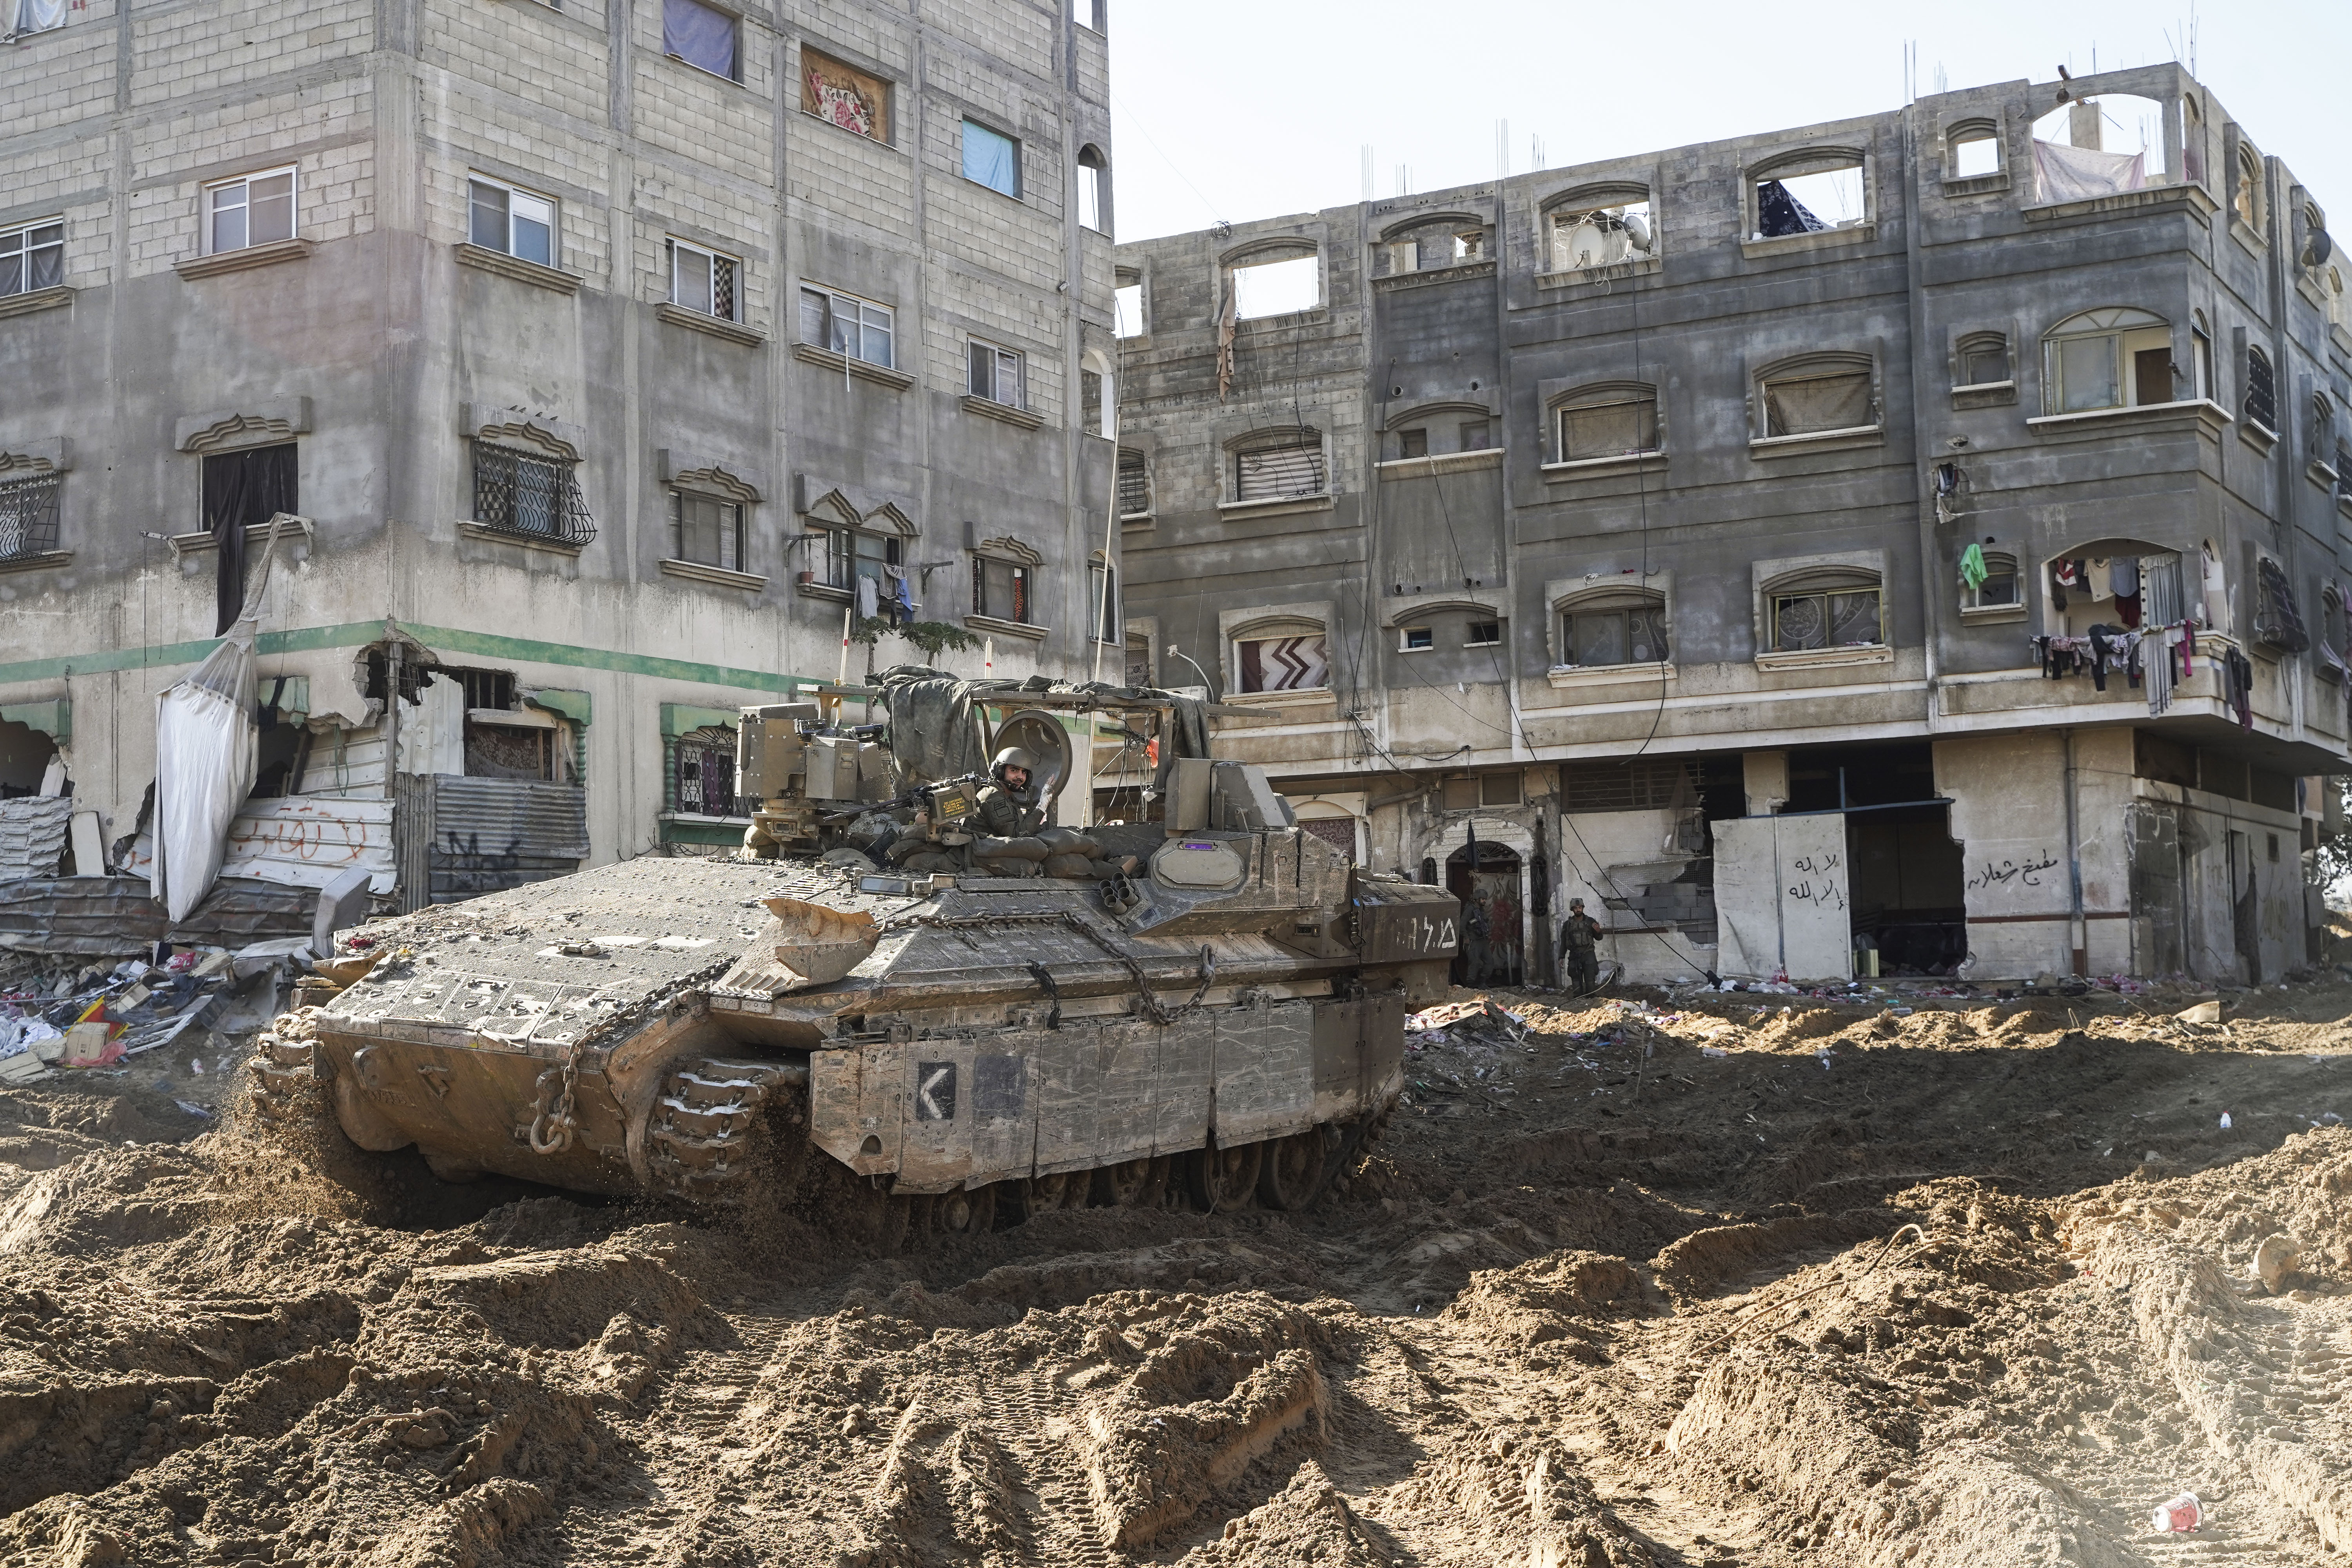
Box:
[962,120,1018,196]
[663,0,737,80]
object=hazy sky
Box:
[1104,0,2352,242]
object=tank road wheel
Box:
[1093,1156,1158,1208]
[993,1179,1035,1227]
[931,1183,997,1237]
[1257,1129,1332,1211]
[1185,1141,1263,1213]
[1028,1171,1087,1212]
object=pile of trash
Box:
[0,937,310,1086]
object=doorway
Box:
[1447,841,1524,987]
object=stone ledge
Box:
[1739,223,1875,260]
[454,243,582,294]
[1216,493,1334,521]
[656,303,765,346]
[173,238,314,280]
[1546,661,1674,690]
[1377,448,1503,479]
[1372,259,1495,293]
[2024,398,2231,440]
[964,613,1047,642]
[1541,451,1665,481]
[0,550,71,577]
[168,516,313,557]
[1951,379,2018,410]
[1533,255,1662,291]
[796,579,853,605]
[1219,687,1338,713]
[459,520,586,555]
[1749,425,1884,458]
[0,286,72,321]
[660,558,767,590]
[1755,644,1893,672]
[790,341,916,388]
[961,394,1044,430]
[1939,171,2012,198]
[2021,182,2218,228]
[1958,603,2027,626]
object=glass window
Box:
[0,221,64,298]
[1563,601,1668,666]
[469,180,555,267]
[663,0,737,80]
[973,555,1029,622]
[1957,336,2010,387]
[1465,621,1501,646]
[963,119,1020,198]
[1236,630,1328,692]
[1772,587,1880,650]
[967,339,1024,405]
[1557,392,1657,460]
[207,169,295,254]
[1968,554,2019,609]
[1113,282,1144,338]
[1087,560,1119,643]
[670,240,739,320]
[824,526,898,590]
[799,286,893,367]
[1401,626,1433,651]
[670,492,743,570]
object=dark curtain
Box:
[202,444,297,635]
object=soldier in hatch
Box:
[1559,897,1603,997]
[975,746,1047,837]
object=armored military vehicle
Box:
[249,682,1459,1239]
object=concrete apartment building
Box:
[0,0,1120,905]
[1115,64,2352,989]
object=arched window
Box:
[2042,307,2172,414]
[2321,586,2347,671]
[2245,346,2278,432]
[1542,187,1654,274]
[1076,145,1108,234]
[1964,549,2019,611]
[1955,331,2011,389]
[1757,352,1876,437]
[672,724,738,817]
[1226,243,1319,319]
[1230,426,1326,503]
[1766,568,1881,651]
[1552,383,1659,462]
[1557,588,1668,668]
[2312,392,2336,461]
[1751,150,1866,239]
[1231,616,1328,694]
[2235,145,2264,231]
[1378,214,1487,277]
[1945,120,2000,180]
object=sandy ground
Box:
[0,979,2348,1567]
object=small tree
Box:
[849,616,981,676]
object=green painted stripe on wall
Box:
[0,619,825,694]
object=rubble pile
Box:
[0,977,2348,1564]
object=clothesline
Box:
[2031,621,2257,726]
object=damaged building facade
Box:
[1115,65,2352,987]
[0,0,1120,912]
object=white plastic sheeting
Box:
[2033,140,2147,205]
[3,0,70,39]
[152,621,258,921]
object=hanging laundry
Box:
[2109,556,2140,598]
[2202,544,2230,632]
[2145,625,2176,716]
[2086,559,2112,600]
[2087,626,2116,691]
[1959,543,1988,593]
[2115,588,2142,628]
[856,573,880,621]
[2050,559,2073,611]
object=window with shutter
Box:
[1117,449,1151,518]
[1235,627,1328,692]
[1234,434,1325,501]
[1763,369,1873,436]
[1556,390,1658,460]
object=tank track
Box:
[245,1018,322,1123]
[645,1059,807,1205]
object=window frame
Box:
[668,489,746,573]
[2245,345,2279,433]
[799,283,895,369]
[966,337,1025,408]
[1556,592,1671,670]
[1230,619,1331,695]
[1552,385,1661,463]
[0,217,65,299]
[818,522,901,593]
[1076,146,1109,235]
[203,165,298,257]
[1754,353,1879,441]
[1087,557,1120,644]
[971,552,1032,624]
[798,46,891,144]
[1962,550,2022,614]
[1464,620,1502,648]
[1953,331,2012,390]
[1116,446,1152,521]
[1399,626,1434,652]
[1945,120,2002,181]
[0,470,63,562]
[1229,427,1328,505]
[668,236,740,322]
[470,439,595,545]
[1543,192,1655,275]
[2040,308,2174,416]
[1766,574,1884,652]
[1227,249,1322,320]
[662,0,741,84]
[1748,149,1871,242]
[670,723,740,817]
[962,117,1022,200]
[467,176,557,268]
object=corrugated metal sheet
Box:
[0,797,72,882]
[0,875,313,955]
[121,796,394,895]
[428,775,588,905]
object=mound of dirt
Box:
[2,980,2350,1564]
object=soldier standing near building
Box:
[1559,897,1603,996]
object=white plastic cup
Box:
[2150,1493,2201,1533]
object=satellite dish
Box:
[2307,229,2334,267]
[1621,212,1653,253]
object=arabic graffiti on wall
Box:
[1965,851,2062,893]
[1786,851,1847,912]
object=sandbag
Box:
[1043,853,1094,879]
[971,834,1049,862]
